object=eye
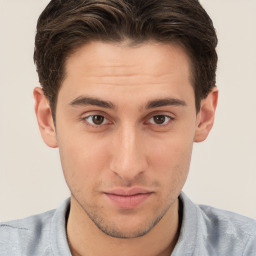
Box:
[84,115,109,126]
[148,115,172,125]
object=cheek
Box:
[57,131,110,194]
[148,135,193,191]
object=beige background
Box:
[0,0,255,221]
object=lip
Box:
[104,187,153,209]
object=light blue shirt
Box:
[1,192,256,255]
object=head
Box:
[34,0,217,120]
[33,0,218,239]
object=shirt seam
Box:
[0,224,29,231]
[242,233,256,256]
[191,206,199,256]
[50,214,56,256]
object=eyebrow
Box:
[146,98,186,109]
[70,96,115,109]
[70,96,186,110]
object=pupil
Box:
[93,115,104,125]
[154,115,165,124]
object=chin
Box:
[93,209,167,239]
[99,223,154,239]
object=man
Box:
[0,0,255,255]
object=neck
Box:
[67,197,180,256]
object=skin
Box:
[34,41,218,256]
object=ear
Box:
[194,88,218,142]
[33,87,58,148]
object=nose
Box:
[110,124,148,183]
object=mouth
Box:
[104,187,153,209]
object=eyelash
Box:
[81,113,174,128]
[147,115,174,126]
[82,115,111,128]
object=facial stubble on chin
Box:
[71,193,175,239]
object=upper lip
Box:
[104,187,153,196]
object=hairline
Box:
[51,38,198,122]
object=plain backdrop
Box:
[0,0,255,221]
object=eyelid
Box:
[80,111,113,127]
[145,110,175,120]
[149,115,172,125]
[85,115,109,125]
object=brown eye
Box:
[92,115,104,125]
[148,115,171,125]
[153,115,166,124]
[85,115,107,126]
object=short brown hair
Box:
[34,0,217,119]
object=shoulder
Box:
[0,210,55,256]
[199,204,256,236]
[175,192,256,256]
[198,204,256,254]
[0,198,71,256]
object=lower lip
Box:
[105,193,152,209]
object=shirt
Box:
[0,192,256,255]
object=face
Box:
[35,41,217,239]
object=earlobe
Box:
[194,88,218,142]
[33,87,58,148]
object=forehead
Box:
[65,41,192,81]
[59,41,194,106]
